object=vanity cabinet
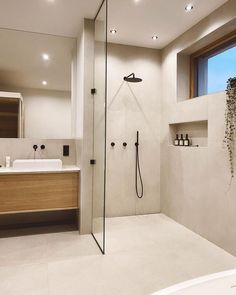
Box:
[0,172,79,214]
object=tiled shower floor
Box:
[0,214,235,295]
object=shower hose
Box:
[135,131,144,198]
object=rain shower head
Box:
[124,73,142,83]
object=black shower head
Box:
[124,73,142,83]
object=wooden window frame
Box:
[190,30,236,98]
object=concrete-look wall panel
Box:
[106,43,161,217]
[0,138,76,166]
[168,96,208,125]
[161,0,236,256]
[76,19,94,234]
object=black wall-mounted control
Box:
[63,145,70,157]
[91,88,96,95]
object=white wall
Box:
[21,88,71,139]
[106,43,162,217]
[161,0,236,256]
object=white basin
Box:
[13,159,63,171]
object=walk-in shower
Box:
[123,73,144,198]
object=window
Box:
[190,31,236,97]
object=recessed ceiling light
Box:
[42,80,48,86]
[134,0,141,3]
[110,29,117,35]
[152,36,158,40]
[42,53,50,61]
[185,4,194,12]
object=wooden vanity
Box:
[0,170,80,214]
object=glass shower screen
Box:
[92,0,107,254]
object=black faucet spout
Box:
[33,145,38,152]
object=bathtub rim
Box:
[151,268,236,295]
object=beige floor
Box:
[0,214,236,295]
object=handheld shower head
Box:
[124,73,142,83]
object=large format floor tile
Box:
[0,263,48,295]
[0,214,235,295]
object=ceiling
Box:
[0,0,228,49]
[108,0,229,49]
[0,0,229,92]
[0,29,75,91]
[0,0,101,37]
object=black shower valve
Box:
[123,142,127,147]
[40,145,46,150]
[111,142,115,147]
[33,145,38,151]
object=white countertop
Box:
[0,165,80,175]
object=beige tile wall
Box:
[106,43,162,217]
[161,0,236,256]
[75,19,95,234]
[0,138,76,167]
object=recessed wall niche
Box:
[169,120,208,147]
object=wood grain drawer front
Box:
[0,172,79,213]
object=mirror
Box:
[0,92,23,138]
[0,28,76,139]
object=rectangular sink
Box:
[13,159,63,171]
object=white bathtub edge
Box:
[151,269,236,295]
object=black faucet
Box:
[33,145,38,152]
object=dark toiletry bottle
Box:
[179,134,184,146]
[174,134,179,146]
[184,134,190,146]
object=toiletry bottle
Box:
[184,134,190,146]
[5,156,10,168]
[179,134,184,146]
[174,134,179,146]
